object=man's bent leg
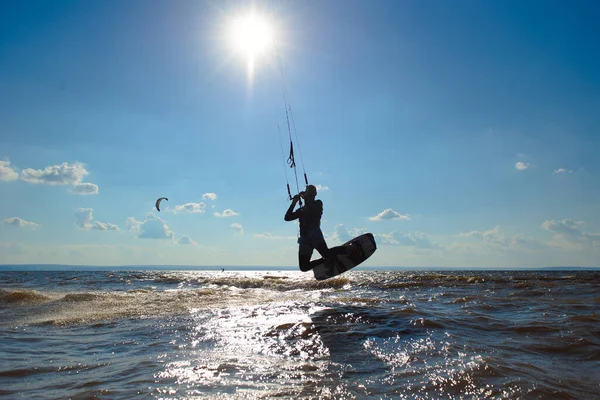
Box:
[298,240,314,272]
[315,241,351,259]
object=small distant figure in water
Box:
[221,268,225,273]
[284,184,358,272]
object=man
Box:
[284,184,357,272]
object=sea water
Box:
[1,269,599,399]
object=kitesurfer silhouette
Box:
[284,184,359,272]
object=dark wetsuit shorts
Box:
[298,228,328,260]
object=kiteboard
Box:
[312,233,377,281]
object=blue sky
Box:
[1,0,599,267]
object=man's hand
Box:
[285,194,302,221]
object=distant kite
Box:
[155,197,168,212]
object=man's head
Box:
[302,184,317,200]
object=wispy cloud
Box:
[315,184,329,191]
[0,159,19,181]
[369,208,410,221]
[2,217,39,229]
[542,219,581,237]
[254,232,295,240]
[510,233,545,250]
[542,219,600,248]
[71,182,99,195]
[553,168,574,174]
[177,235,196,245]
[214,209,239,218]
[202,192,217,201]
[458,226,545,251]
[375,231,438,249]
[20,161,99,194]
[174,202,206,213]
[460,226,507,247]
[0,242,25,255]
[75,208,119,231]
[514,161,530,171]
[231,223,244,235]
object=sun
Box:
[230,12,274,61]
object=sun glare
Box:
[231,13,274,60]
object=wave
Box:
[0,289,53,304]
[152,273,351,291]
[2,270,599,292]
[0,285,327,327]
[1,270,598,329]
[61,293,102,302]
[386,272,598,288]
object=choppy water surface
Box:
[1,269,599,399]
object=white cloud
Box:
[174,202,206,213]
[0,159,19,181]
[21,162,89,185]
[91,221,120,231]
[329,224,366,244]
[541,219,580,237]
[75,208,93,229]
[177,235,196,245]
[125,217,142,232]
[515,161,530,171]
[126,213,173,239]
[20,161,99,195]
[369,208,410,221]
[553,168,573,174]
[542,219,600,247]
[330,224,353,243]
[75,208,119,231]
[510,233,545,250]
[457,226,545,252]
[375,231,438,249]
[71,182,99,195]
[315,184,329,191]
[231,223,244,235]
[214,209,239,218]
[202,192,217,201]
[2,217,39,229]
[460,226,507,247]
